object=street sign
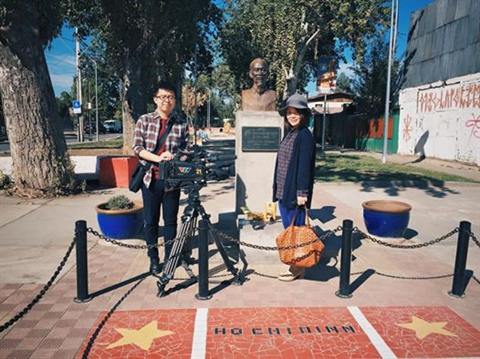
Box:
[72,100,82,114]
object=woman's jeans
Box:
[142,179,180,263]
[278,201,306,229]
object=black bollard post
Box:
[449,221,471,298]
[195,219,212,300]
[74,220,91,303]
[336,219,353,298]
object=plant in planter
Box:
[96,195,143,239]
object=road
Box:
[0,132,120,153]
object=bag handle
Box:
[289,206,311,227]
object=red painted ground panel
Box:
[360,306,480,358]
[206,307,380,359]
[76,306,480,358]
[76,309,195,359]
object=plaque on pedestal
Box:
[235,111,283,214]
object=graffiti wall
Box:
[398,73,480,165]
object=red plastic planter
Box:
[99,156,138,188]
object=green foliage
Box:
[350,34,399,117]
[0,0,64,45]
[335,72,352,93]
[105,195,134,210]
[0,170,12,190]
[65,0,220,116]
[69,136,123,149]
[221,0,389,97]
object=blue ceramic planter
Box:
[362,200,412,238]
[96,202,143,239]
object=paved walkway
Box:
[1,147,480,358]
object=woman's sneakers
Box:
[277,267,305,281]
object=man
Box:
[133,81,189,274]
[241,58,277,111]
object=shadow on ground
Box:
[315,154,460,198]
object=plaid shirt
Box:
[133,110,189,188]
[275,129,309,200]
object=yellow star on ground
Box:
[107,320,173,351]
[397,315,457,340]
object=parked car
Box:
[103,120,122,133]
[84,122,106,134]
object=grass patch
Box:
[68,136,123,149]
[316,153,476,183]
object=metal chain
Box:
[211,225,342,251]
[354,227,458,249]
[0,237,77,333]
[252,270,278,279]
[371,271,454,280]
[470,231,480,248]
[86,227,178,250]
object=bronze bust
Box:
[241,58,277,111]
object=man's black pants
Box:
[141,179,181,263]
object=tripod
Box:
[156,183,246,298]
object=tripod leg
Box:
[206,222,244,284]
[157,219,193,297]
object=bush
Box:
[0,170,12,190]
[105,195,134,210]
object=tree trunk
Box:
[0,20,75,196]
[121,57,147,154]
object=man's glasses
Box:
[156,95,175,102]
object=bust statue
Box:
[241,58,277,111]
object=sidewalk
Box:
[1,163,479,357]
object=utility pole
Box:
[75,27,84,143]
[94,60,99,142]
[321,92,327,153]
[87,81,91,139]
[207,88,211,130]
[382,0,397,164]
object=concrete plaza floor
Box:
[0,151,479,358]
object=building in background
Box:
[398,0,480,165]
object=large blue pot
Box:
[96,202,143,239]
[362,200,412,238]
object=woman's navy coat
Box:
[272,126,315,209]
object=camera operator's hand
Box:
[157,151,174,162]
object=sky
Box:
[45,0,436,98]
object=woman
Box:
[273,93,315,281]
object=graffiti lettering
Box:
[417,82,480,113]
[465,114,480,139]
[403,114,413,141]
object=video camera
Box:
[159,145,236,191]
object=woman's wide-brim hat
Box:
[279,93,309,115]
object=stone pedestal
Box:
[235,111,283,214]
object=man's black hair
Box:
[153,81,177,97]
